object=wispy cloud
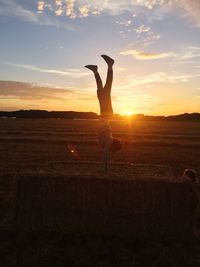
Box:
[175,46,200,60]
[110,0,200,28]
[115,19,132,27]
[0,80,98,112]
[5,62,90,78]
[134,24,160,47]
[116,71,197,90]
[120,46,200,61]
[0,0,74,30]
[115,18,160,46]
[178,0,200,28]
[120,48,172,60]
[0,0,38,23]
[135,24,150,34]
[0,80,73,100]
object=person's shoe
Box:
[84,65,97,72]
[101,55,114,66]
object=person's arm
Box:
[103,134,113,173]
[103,142,111,173]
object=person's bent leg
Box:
[101,55,114,66]
[95,72,103,92]
[85,65,103,91]
[105,66,113,91]
[101,55,114,92]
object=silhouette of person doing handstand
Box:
[85,55,122,172]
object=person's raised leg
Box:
[85,65,103,91]
[101,55,114,91]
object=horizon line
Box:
[0,110,200,118]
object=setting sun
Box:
[124,111,133,116]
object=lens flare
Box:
[67,144,80,159]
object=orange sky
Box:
[0,0,200,115]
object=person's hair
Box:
[183,169,198,183]
[111,138,122,152]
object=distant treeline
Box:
[131,113,200,121]
[0,110,200,121]
[0,110,98,119]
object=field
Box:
[0,118,200,266]
[1,118,200,175]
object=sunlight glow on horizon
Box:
[124,111,133,116]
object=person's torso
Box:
[97,91,113,117]
[97,120,113,147]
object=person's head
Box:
[111,138,122,153]
[183,169,198,183]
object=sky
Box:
[0,0,200,115]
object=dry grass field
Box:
[0,118,200,266]
[0,118,200,176]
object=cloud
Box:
[0,0,74,30]
[135,24,151,34]
[38,0,103,19]
[115,19,132,27]
[175,46,200,60]
[38,0,162,18]
[106,1,200,28]
[115,67,126,72]
[101,0,166,15]
[115,18,160,47]
[5,62,90,78]
[35,0,200,29]
[120,46,200,61]
[0,80,73,100]
[66,0,76,18]
[79,5,90,18]
[37,1,53,14]
[133,24,160,47]
[115,71,196,90]
[120,48,172,60]
[0,80,98,112]
[37,1,44,13]
[39,0,150,18]
[178,0,200,28]
[55,0,63,6]
[0,0,38,23]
